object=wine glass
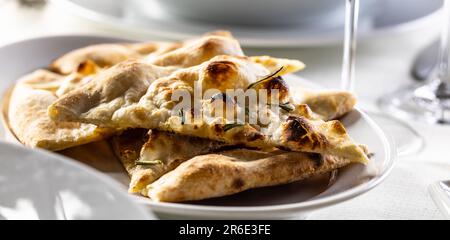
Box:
[342,0,424,156]
[379,0,450,125]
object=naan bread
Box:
[51,41,181,74]
[7,70,111,151]
[8,31,249,150]
[250,55,305,75]
[51,31,243,75]
[49,55,367,163]
[48,55,301,124]
[111,129,231,193]
[4,31,370,204]
[145,149,355,202]
[112,87,356,194]
[298,90,357,120]
[149,32,245,68]
[112,130,361,202]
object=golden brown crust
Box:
[51,41,180,75]
[146,149,353,202]
[48,60,177,125]
[250,55,305,75]
[149,34,244,68]
[48,54,367,163]
[111,129,231,193]
[7,70,111,151]
[47,55,270,126]
[48,55,302,126]
[51,44,139,74]
[15,69,64,92]
[4,31,368,203]
[301,91,357,120]
[7,40,179,151]
[50,31,240,75]
[282,116,329,151]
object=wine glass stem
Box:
[341,0,359,92]
[437,0,450,98]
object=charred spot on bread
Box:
[328,120,347,135]
[214,124,223,133]
[285,116,309,141]
[307,153,324,168]
[232,178,245,189]
[76,60,97,74]
[284,116,329,150]
[205,60,238,86]
[259,76,290,102]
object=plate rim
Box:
[134,107,396,214]
[48,0,442,47]
[0,34,396,217]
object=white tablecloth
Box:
[1,1,449,219]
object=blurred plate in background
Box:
[0,142,153,220]
[50,0,442,47]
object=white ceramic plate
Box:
[50,0,442,47]
[0,142,153,220]
[0,35,395,219]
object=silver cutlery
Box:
[429,180,450,219]
[380,0,450,125]
[411,40,439,82]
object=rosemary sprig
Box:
[268,102,295,112]
[244,106,250,116]
[136,160,163,166]
[246,66,284,90]
[279,102,295,112]
[223,123,244,132]
[179,109,185,125]
[210,92,234,104]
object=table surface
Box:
[1,1,449,220]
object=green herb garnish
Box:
[246,66,284,90]
[223,123,244,132]
[136,160,163,166]
[179,109,185,125]
[210,92,234,104]
[279,102,295,112]
[268,102,295,112]
[244,106,250,116]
